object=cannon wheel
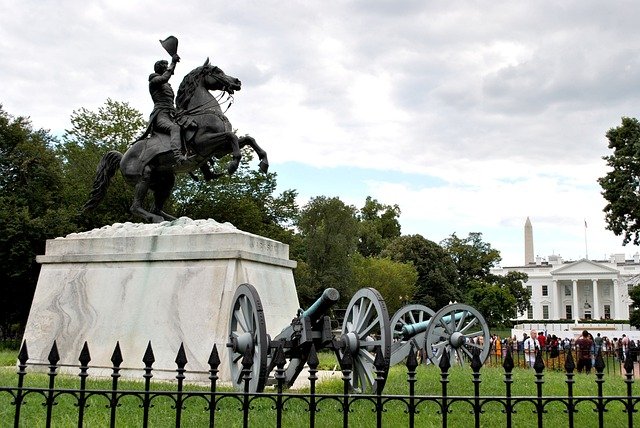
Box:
[227,283,269,392]
[339,288,391,392]
[389,304,435,366]
[424,303,490,367]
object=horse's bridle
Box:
[207,67,238,94]
[205,67,237,112]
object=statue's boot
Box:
[173,149,194,167]
[170,129,190,166]
[173,149,189,166]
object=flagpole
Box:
[584,219,588,259]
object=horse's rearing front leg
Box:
[226,133,242,174]
[239,135,269,173]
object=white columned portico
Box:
[592,279,600,319]
[552,279,560,319]
[612,279,619,319]
[572,279,579,319]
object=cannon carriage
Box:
[227,283,490,394]
[227,284,391,393]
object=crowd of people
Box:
[487,330,638,373]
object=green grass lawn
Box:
[1,351,640,428]
[0,350,16,367]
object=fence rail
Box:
[483,342,631,375]
[1,340,639,428]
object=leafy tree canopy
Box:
[381,234,460,309]
[0,105,72,335]
[357,196,401,257]
[465,279,517,326]
[295,196,359,306]
[440,232,501,287]
[598,117,640,245]
[351,254,417,314]
[441,232,529,325]
[58,99,146,228]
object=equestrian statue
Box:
[83,36,269,223]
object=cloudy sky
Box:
[2,0,640,266]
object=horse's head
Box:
[176,59,243,110]
[201,58,241,95]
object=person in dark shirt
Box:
[575,330,594,373]
[593,332,603,356]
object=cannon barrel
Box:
[302,287,340,324]
[401,310,463,339]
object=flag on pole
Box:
[584,219,589,259]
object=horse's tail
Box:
[82,150,123,212]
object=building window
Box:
[604,305,611,319]
[527,286,532,296]
[542,285,548,296]
[603,286,610,297]
[542,305,549,319]
[565,305,572,319]
[527,305,534,319]
[564,285,571,296]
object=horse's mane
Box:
[176,65,209,110]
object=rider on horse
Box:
[83,40,270,223]
[140,53,191,166]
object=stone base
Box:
[22,218,300,382]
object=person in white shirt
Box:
[523,329,540,367]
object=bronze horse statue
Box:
[83,59,268,223]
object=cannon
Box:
[389,303,490,366]
[227,284,391,393]
[389,304,435,366]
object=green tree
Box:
[441,232,530,325]
[465,279,517,326]
[629,285,640,328]
[381,235,459,309]
[440,232,501,287]
[498,271,531,317]
[598,117,640,245]
[58,99,146,228]
[357,196,401,257]
[464,272,529,325]
[295,196,359,307]
[351,254,417,314]
[0,106,72,335]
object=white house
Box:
[491,218,638,323]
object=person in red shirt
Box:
[537,332,546,350]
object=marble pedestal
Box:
[22,218,300,382]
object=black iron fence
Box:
[1,340,639,428]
